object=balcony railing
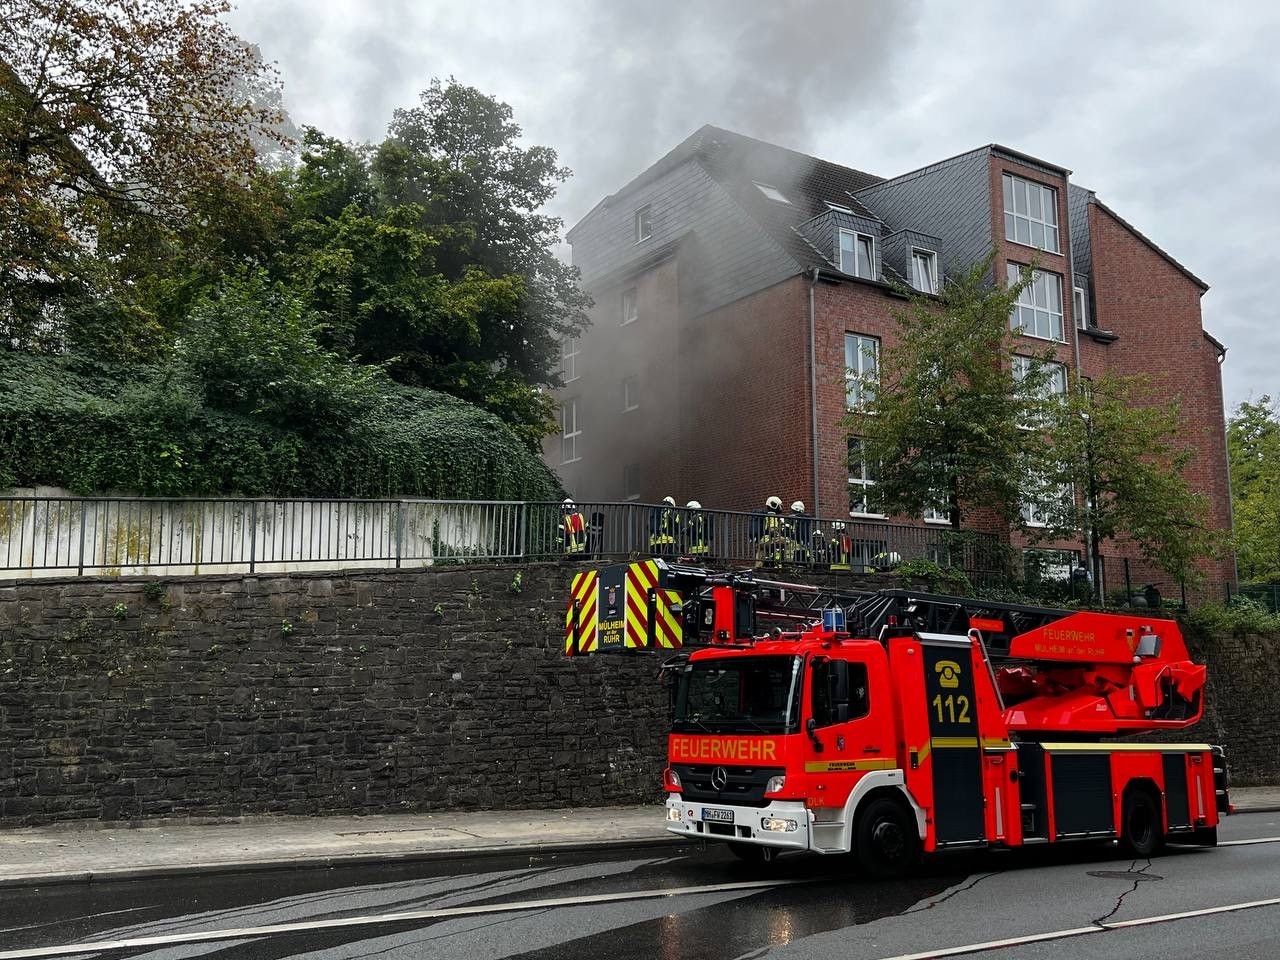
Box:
[0,496,1004,578]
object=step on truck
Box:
[565,560,1231,876]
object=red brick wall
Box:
[1082,202,1234,587]
[677,277,810,511]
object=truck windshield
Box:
[672,655,802,735]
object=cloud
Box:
[227,0,1277,408]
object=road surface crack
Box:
[1093,858,1154,926]
[902,871,998,914]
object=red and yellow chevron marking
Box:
[624,560,683,650]
[564,570,599,655]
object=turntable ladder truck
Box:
[565,561,1230,876]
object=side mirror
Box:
[806,716,824,753]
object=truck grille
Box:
[671,764,785,808]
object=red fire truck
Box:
[565,561,1230,876]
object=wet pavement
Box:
[1,811,1277,960]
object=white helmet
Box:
[766,496,782,510]
[562,497,574,506]
[791,501,805,513]
[834,521,846,530]
[662,496,676,507]
[686,500,701,509]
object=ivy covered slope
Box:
[0,350,560,501]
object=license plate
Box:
[702,807,734,823]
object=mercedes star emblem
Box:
[710,766,728,791]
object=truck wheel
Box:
[856,798,919,879]
[1120,789,1164,857]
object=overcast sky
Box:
[229,0,1278,412]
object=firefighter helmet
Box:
[766,496,782,511]
[834,521,846,530]
[790,500,805,514]
[686,500,701,509]
[662,496,676,507]
[562,498,574,506]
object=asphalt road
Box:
[0,811,1277,960]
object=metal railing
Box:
[0,496,1004,578]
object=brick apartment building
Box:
[545,125,1234,586]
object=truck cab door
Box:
[803,650,894,809]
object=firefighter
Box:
[754,495,786,567]
[560,498,587,555]
[830,521,854,571]
[649,496,678,556]
[809,523,829,567]
[789,500,812,565]
[684,500,714,560]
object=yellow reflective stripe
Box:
[931,736,980,749]
[982,738,1013,749]
[803,758,898,773]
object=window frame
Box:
[560,336,581,383]
[845,333,880,411]
[1012,354,1068,429]
[848,437,884,519]
[634,205,652,243]
[560,399,582,465]
[1008,264,1065,342]
[1021,479,1072,528]
[923,501,950,525]
[621,286,638,325]
[838,228,876,280]
[910,247,938,294]
[752,181,792,204]
[622,374,639,412]
[1002,173,1060,253]
[1073,285,1089,329]
[810,659,871,729]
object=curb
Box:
[0,834,687,890]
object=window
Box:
[623,463,641,501]
[839,229,876,279]
[634,205,652,243]
[1003,173,1059,253]
[560,337,580,382]
[753,181,791,204]
[845,333,879,410]
[1021,478,1071,528]
[924,500,950,524]
[1008,264,1064,341]
[1013,358,1064,407]
[1024,548,1081,584]
[911,248,938,294]
[621,287,638,325]
[560,399,581,464]
[1073,286,1089,329]
[622,375,639,412]
[811,660,870,728]
[848,439,882,516]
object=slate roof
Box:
[570,124,886,270]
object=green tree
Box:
[1228,396,1280,583]
[844,251,1054,530]
[0,0,286,346]
[1035,375,1218,589]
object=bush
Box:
[0,351,560,500]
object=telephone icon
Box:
[935,660,962,689]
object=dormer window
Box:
[635,205,652,243]
[839,229,875,279]
[911,248,938,294]
[753,181,791,204]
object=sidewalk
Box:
[2,788,1276,889]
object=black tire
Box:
[1120,788,1164,857]
[855,797,919,879]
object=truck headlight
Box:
[667,807,683,822]
[765,775,786,794]
[761,817,798,832]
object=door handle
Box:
[863,746,881,754]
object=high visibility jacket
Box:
[830,532,854,570]
[686,511,712,556]
[562,511,586,554]
[649,507,677,548]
